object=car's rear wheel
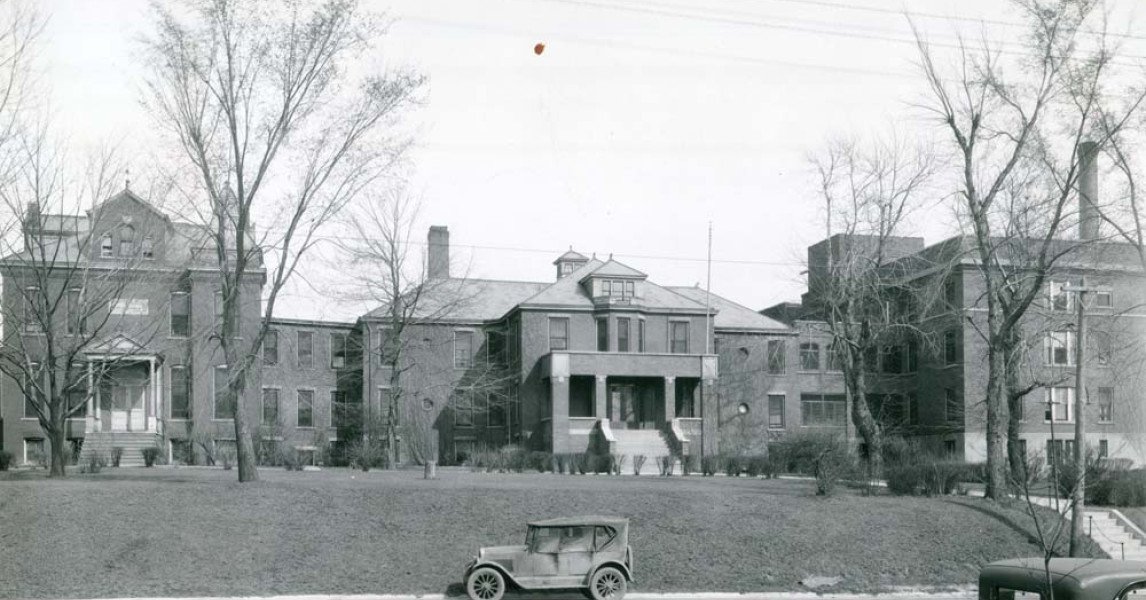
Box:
[589,566,627,600]
[466,567,506,600]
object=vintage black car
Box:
[980,558,1146,600]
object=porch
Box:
[541,351,717,455]
[83,357,164,435]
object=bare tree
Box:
[338,188,517,478]
[142,0,422,481]
[911,0,1145,499]
[0,125,168,476]
[808,134,938,476]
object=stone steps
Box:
[1083,510,1146,560]
[78,432,162,467]
[611,430,673,475]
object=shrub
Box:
[701,454,721,476]
[887,457,985,496]
[81,452,107,474]
[528,452,552,473]
[775,433,851,496]
[610,454,625,475]
[1090,470,1146,507]
[681,454,698,476]
[111,447,125,468]
[744,455,769,478]
[656,455,675,476]
[592,453,611,474]
[0,450,12,471]
[281,447,302,471]
[574,453,592,475]
[219,447,236,470]
[142,447,162,467]
[723,455,741,477]
[632,454,647,475]
[497,445,529,473]
[1052,450,1110,500]
[551,453,567,474]
[348,440,389,471]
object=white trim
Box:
[766,392,786,429]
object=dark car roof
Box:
[980,559,1146,600]
[528,516,629,528]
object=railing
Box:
[664,418,689,457]
[591,419,616,455]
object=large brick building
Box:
[0,191,851,466]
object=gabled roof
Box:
[667,286,790,332]
[89,187,171,224]
[582,258,646,280]
[553,249,589,264]
[363,278,550,323]
[89,334,145,355]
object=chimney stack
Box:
[427,225,449,280]
[1078,141,1100,240]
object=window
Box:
[488,395,507,427]
[263,330,279,366]
[1047,439,1076,465]
[1099,439,1109,458]
[944,277,959,307]
[549,317,569,351]
[944,330,958,365]
[66,288,85,335]
[119,225,135,256]
[944,440,957,456]
[907,340,919,372]
[141,236,154,258]
[767,339,786,374]
[597,318,609,352]
[170,292,190,337]
[330,332,348,369]
[768,394,785,429]
[799,343,820,371]
[881,345,903,374]
[23,438,45,465]
[670,321,690,354]
[297,389,314,427]
[170,365,190,419]
[624,281,635,297]
[945,388,961,423]
[617,318,631,352]
[454,330,474,369]
[330,390,345,427]
[907,393,919,425]
[1049,280,1075,311]
[1097,387,1114,423]
[1095,290,1113,308]
[376,328,392,365]
[593,526,617,551]
[1046,331,1075,366]
[562,262,574,275]
[23,364,40,418]
[1017,439,1027,459]
[600,279,635,298]
[214,289,225,321]
[455,392,473,427]
[297,331,313,369]
[1045,386,1074,423]
[262,388,279,426]
[486,330,505,365]
[213,366,233,419]
[800,394,846,426]
[23,286,42,333]
[638,319,646,352]
[826,341,842,371]
[100,233,113,258]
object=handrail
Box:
[669,418,690,457]
[1111,509,1146,544]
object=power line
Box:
[531,0,1146,65]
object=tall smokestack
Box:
[427,225,449,279]
[1078,141,1099,241]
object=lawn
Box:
[0,467,1098,599]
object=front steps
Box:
[1085,510,1146,561]
[610,428,675,475]
[77,431,162,467]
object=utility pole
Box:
[1062,278,1109,556]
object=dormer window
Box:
[119,225,135,256]
[100,234,113,258]
[600,279,635,298]
[141,236,154,258]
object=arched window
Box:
[119,225,135,256]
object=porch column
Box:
[147,358,156,432]
[156,363,163,434]
[550,376,570,453]
[700,378,718,457]
[92,361,100,424]
[85,361,95,433]
[664,376,676,423]
[595,375,607,420]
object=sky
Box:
[38,0,1146,321]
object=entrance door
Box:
[111,386,129,431]
[127,385,146,431]
[610,384,635,429]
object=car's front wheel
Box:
[589,566,627,600]
[466,567,506,600]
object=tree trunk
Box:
[234,399,259,482]
[984,339,1010,499]
[849,368,883,478]
[49,419,67,477]
[423,459,436,479]
[1005,333,1026,485]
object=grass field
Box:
[0,467,1100,599]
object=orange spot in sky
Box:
[534,43,545,55]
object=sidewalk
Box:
[65,589,979,600]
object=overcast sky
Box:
[40,0,1146,320]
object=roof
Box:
[583,258,646,279]
[553,249,589,264]
[363,278,550,322]
[668,286,790,332]
[519,259,711,312]
[980,559,1146,600]
[528,516,629,528]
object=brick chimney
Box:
[427,225,449,280]
[1078,141,1099,240]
